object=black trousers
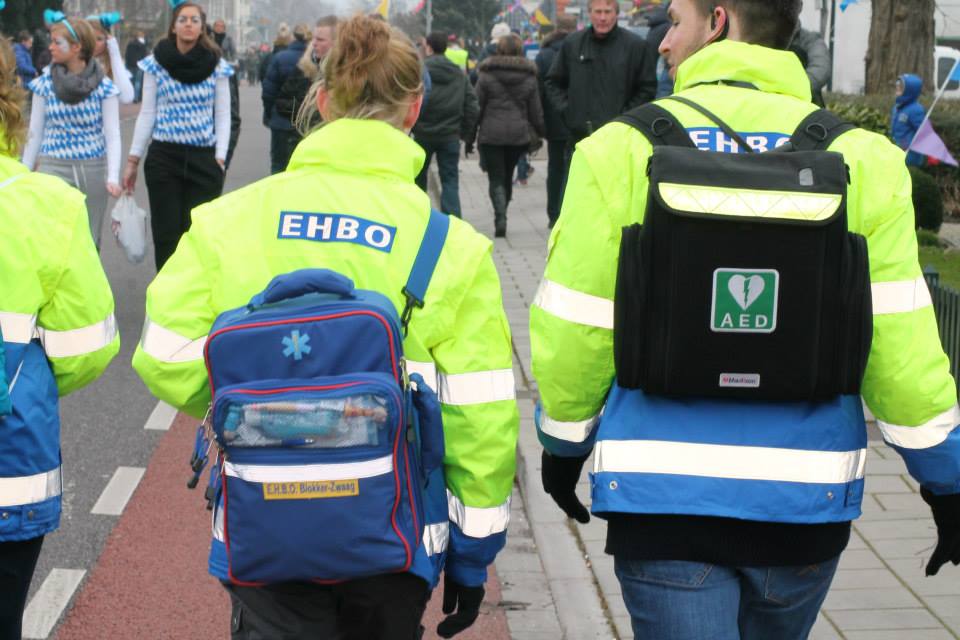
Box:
[144,141,224,270]
[270,128,300,175]
[479,143,526,213]
[546,138,570,225]
[0,536,44,640]
[225,572,430,640]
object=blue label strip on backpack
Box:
[685,128,792,153]
[277,212,397,253]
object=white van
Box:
[935,45,960,98]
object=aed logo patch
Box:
[262,479,359,500]
[277,212,396,253]
[686,128,791,153]
[711,269,779,333]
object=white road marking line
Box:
[144,400,178,431]
[21,568,86,639]
[90,467,146,516]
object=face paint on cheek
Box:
[54,38,71,55]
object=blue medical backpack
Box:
[201,210,449,586]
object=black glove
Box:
[921,488,960,576]
[437,574,484,638]
[541,450,590,523]
[464,142,474,157]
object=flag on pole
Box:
[910,119,959,167]
[840,0,859,11]
[376,0,389,18]
[534,8,551,25]
[411,0,425,13]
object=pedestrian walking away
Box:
[123,0,233,271]
[88,13,136,104]
[0,38,118,640]
[132,14,519,640]
[13,31,37,88]
[474,33,545,238]
[412,30,479,218]
[211,19,242,169]
[535,14,576,227]
[544,0,657,166]
[531,1,960,639]
[124,30,148,102]
[262,22,309,173]
[21,14,122,251]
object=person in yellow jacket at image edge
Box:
[131,15,519,640]
[0,37,118,640]
[531,0,960,638]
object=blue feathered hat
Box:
[43,9,67,25]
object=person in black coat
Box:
[262,24,308,173]
[535,14,577,228]
[545,0,656,162]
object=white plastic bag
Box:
[111,195,147,264]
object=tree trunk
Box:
[865,0,934,94]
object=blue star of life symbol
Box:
[281,330,311,361]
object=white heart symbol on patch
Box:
[728,275,765,310]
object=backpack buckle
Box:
[400,287,424,337]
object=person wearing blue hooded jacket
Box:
[262,23,309,173]
[892,74,927,167]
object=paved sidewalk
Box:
[442,152,960,639]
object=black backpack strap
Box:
[615,103,695,148]
[789,110,856,152]
[664,95,755,154]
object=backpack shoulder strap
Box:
[401,208,450,334]
[615,103,695,148]
[789,109,856,152]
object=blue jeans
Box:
[414,138,461,218]
[615,556,840,640]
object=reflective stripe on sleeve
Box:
[872,277,933,315]
[533,279,614,330]
[439,369,516,405]
[407,361,516,406]
[447,490,510,537]
[140,317,207,363]
[539,411,600,444]
[212,501,224,542]
[876,404,960,450]
[0,466,63,508]
[423,522,450,556]
[0,311,38,344]
[41,314,117,358]
[222,455,393,483]
[594,440,867,485]
[406,360,439,394]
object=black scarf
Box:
[50,59,104,104]
[154,38,219,85]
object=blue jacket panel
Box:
[261,40,307,131]
[584,385,868,525]
[14,43,37,86]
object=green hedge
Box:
[827,92,960,222]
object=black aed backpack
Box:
[613,97,873,402]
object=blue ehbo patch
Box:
[278,212,397,253]
[686,128,792,153]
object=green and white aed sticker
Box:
[711,268,779,333]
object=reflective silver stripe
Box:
[40,314,117,358]
[0,466,63,508]
[223,455,393,483]
[539,411,600,444]
[212,500,224,542]
[406,360,439,392]
[0,311,38,344]
[447,490,510,537]
[533,279,614,330]
[439,369,516,406]
[594,440,867,484]
[876,404,960,450]
[872,277,933,315]
[139,317,207,363]
[423,522,449,556]
[0,174,26,190]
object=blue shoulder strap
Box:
[401,208,450,334]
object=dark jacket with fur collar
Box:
[474,55,545,146]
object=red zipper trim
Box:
[204,310,400,398]
[221,383,414,584]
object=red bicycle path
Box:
[54,413,511,639]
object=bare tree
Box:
[865,0,934,94]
